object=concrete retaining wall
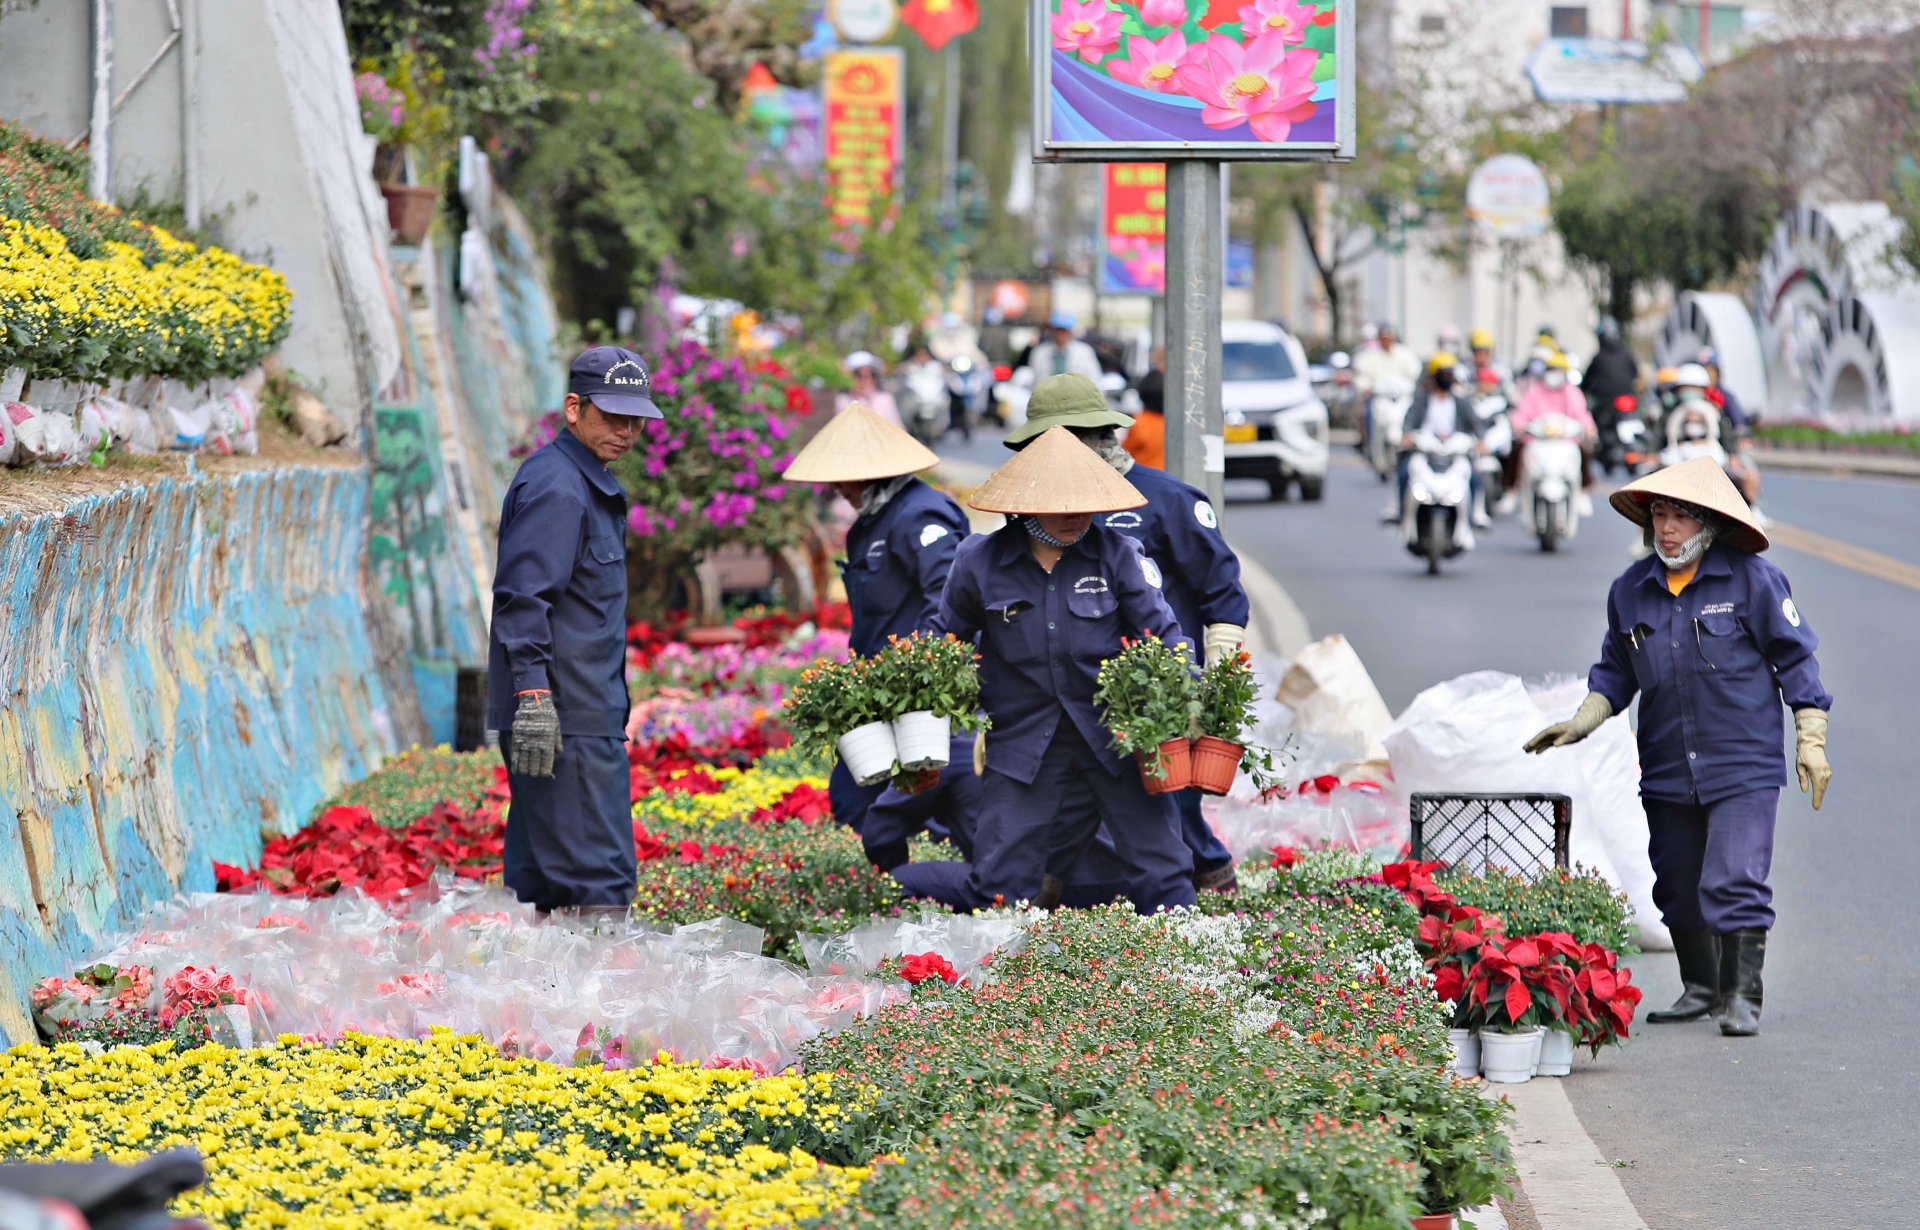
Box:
[0,464,394,1043]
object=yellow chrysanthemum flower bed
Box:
[638,765,828,829]
[0,1031,867,1230]
[0,217,292,383]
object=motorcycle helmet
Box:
[1425,351,1459,375]
[1468,327,1495,352]
[1673,362,1712,391]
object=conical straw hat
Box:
[967,426,1147,515]
[783,400,940,483]
[1610,456,1769,552]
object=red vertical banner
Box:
[823,48,905,229]
[1100,163,1167,294]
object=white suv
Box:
[1221,319,1329,501]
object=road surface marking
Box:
[1490,1079,1650,1230]
[1767,520,1920,594]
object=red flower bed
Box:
[627,604,853,669]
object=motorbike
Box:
[1401,429,1477,575]
[898,361,952,444]
[1598,393,1651,476]
[1518,413,1586,552]
[1473,393,1512,511]
[946,354,991,438]
[992,366,1034,429]
[1366,377,1416,483]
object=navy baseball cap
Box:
[570,346,662,418]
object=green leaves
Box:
[869,632,987,731]
[1093,634,1199,759]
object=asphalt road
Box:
[1213,452,1920,1228]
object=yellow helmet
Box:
[1468,328,1494,351]
[1654,366,1680,387]
[1426,351,1460,375]
[1545,351,1571,371]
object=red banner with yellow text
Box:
[823,48,905,229]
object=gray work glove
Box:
[1523,691,1613,754]
[510,690,562,778]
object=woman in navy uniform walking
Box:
[783,401,968,833]
[936,427,1195,913]
[1526,458,1833,1037]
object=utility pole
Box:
[940,41,961,218]
[1164,161,1224,508]
[88,0,114,202]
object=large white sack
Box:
[1383,671,1621,888]
[1530,679,1670,951]
[1276,634,1396,761]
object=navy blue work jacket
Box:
[842,478,969,657]
[937,522,1185,785]
[1587,545,1831,804]
[1098,464,1249,647]
[487,430,632,737]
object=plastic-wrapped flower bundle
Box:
[78,878,976,1074]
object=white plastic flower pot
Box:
[1479,1027,1542,1084]
[1529,1025,1546,1076]
[837,720,899,786]
[891,711,952,771]
[1536,1027,1576,1077]
[1448,1028,1480,1079]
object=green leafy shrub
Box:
[320,746,500,828]
[783,657,879,754]
[870,632,987,728]
[1093,634,1198,771]
[1442,864,1638,955]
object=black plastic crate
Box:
[455,666,489,753]
[1408,793,1571,874]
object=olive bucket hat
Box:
[1004,373,1134,447]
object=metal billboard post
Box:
[1164,162,1224,505]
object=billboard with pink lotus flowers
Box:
[1031,0,1352,160]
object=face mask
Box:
[1544,372,1566,389]
[1432,372,1455,392]
[1654,525,1714,570]
[1683,418,1708,440]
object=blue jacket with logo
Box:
[1587,545,1831,804]
[937,522,1185,785]
[487,430,632,737]
[1098,464,1249,647]
[842,478,970,657]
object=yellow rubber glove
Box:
[1523,692,1614,754]
[1794,707,1830,810]
[973,729,987,776]
[1203,623,1247,669]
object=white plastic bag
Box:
[8,401,86,466]
[168,402,213,451]
[0,403,17,466]
[1276,634,1396,762]
[1383,671,1621,885]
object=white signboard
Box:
[1466,155,1551,239]
[830,0,897,44]
[1526,38,1703,105]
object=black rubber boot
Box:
[1646,929,1723,1023]
[1194,862,1239,895]
[1719,928,1766,1037]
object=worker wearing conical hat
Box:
[1525,457,1832,1039]
[785,400,968,833]
[930,426,1196,914]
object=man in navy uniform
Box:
[937,427,1195,913]
[1004,373,1250,892]
[488,346,660,912]
[1526,457,1833,1037]
[782,400,968,833]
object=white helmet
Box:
[843,350,881,374]
[1672,362,1712,389]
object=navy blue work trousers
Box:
[500,730,636,912]
[828,760,886,836]
[1174,789,1233,874]
[1645,787,1779,933]
[966,725,1194,913]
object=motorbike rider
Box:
[1469,327,1498,374]
[837,351,901,426]
[1389,352,1489,527]
[898,337,952,442]
[1583,317,1640,471]
[1669,364,1761,505]
[1502,352,1597,516]
[1352,321,1422,453]
[1027,311,1106,383]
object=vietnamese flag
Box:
[900,0,978,49]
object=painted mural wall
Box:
[0,463,394,1043]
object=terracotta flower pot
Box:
[682,625,748,647]
[381,183,439,246]
[1411,1214,1455,1230]
[1137,737,1191,794]
[1188,735,1243,796]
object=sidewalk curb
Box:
[1751,447,1920,480]
[1229,540,1313,659]
[1488,1080,1649,1230]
